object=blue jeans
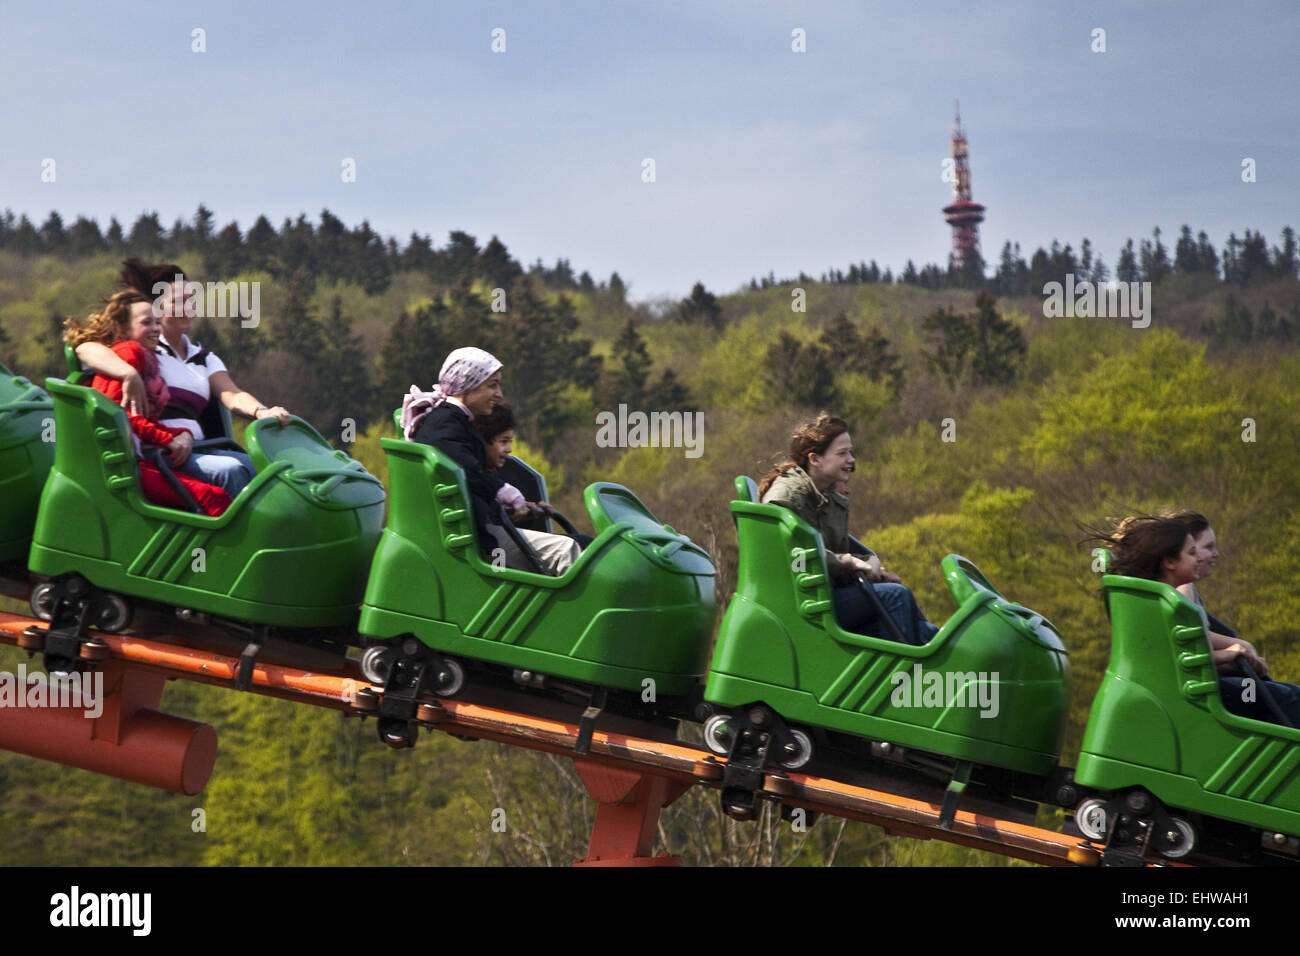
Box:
[177,450,256,498]
[1219,676,1300,728]
[833,582,940,646]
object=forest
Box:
[0,206,1297,865]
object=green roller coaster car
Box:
[1074,565,1300,855]
[27,376,386,630]
[704,476,1069,779]
[0,362,55,563]
[358,437,716,701]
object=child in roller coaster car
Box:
[63,291,231,517]
[475,402,593,548]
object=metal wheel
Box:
[379,718,416,749]
[702,713,736,756]
[30,582,57,622]
[1160,816,1197,860]
[94,593,132,633]
[432,657,465,697]
[360,645,396,685]
[776,728,813,771]
[1075,797,1109,842]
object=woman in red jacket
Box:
[63,292,231,517]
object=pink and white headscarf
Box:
[400,347,502,439]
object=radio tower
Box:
[942,102,985,272]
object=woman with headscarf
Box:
[401,347,579,575]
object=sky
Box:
[1,1,1297,302]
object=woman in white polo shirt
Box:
[75,259,291,498]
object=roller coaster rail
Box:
[0,610,1187,868]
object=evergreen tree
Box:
[378,299,455,407]
[39,211,67,252]
[316,209,348,277]
[1238,230,1271,284]
[1196,231,1219,277]
[958,248,986,289]
[67,216,106,258]
[1174,225,1199,274]
[603,318,652,405]
[1139,227,1171,283]
[442,231,480,284]
[207,223,247,278]
[675,282,723,328]
[922,305,972,388]
[317,294,374,429]
[9,215,41,255]
[820,312,903,396]
[128,212,165,254]
[1028,248,1051,293]
[279,215,317,276]
[608,272,627,303]
[193,204,215,247]
[1116,239,1139,283]
[1274,227,1298,279]
[1222,233,1241,283]
[644,368,691,410]
[762,331,837,408]
[246,216,278,271]
[269,269,324,353]
[492,276,601,445]
[967,292,1025,386]
[478,236,523,291]
[105,217,125,252]
[402,232,436,274]
[922,293,1023,388]
[348,220,391,294]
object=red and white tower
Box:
[942,103,985,271]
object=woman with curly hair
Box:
[758,412,938,645]
[63,292,230,516]
[72,258,288,497]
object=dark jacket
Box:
[411,403,502,556]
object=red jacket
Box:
[92,341,183,447]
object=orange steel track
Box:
[0,611,1115,866]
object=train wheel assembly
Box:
[430,657,465,697]
[775,727,813,771]
[1074,788,1200,864]
[1074,796,1109,842]
[702,713,736,756]
[360,644,397,685]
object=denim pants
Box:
[833,581,940,646]
[177,449,256,498]
[1219,676,1300,728]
